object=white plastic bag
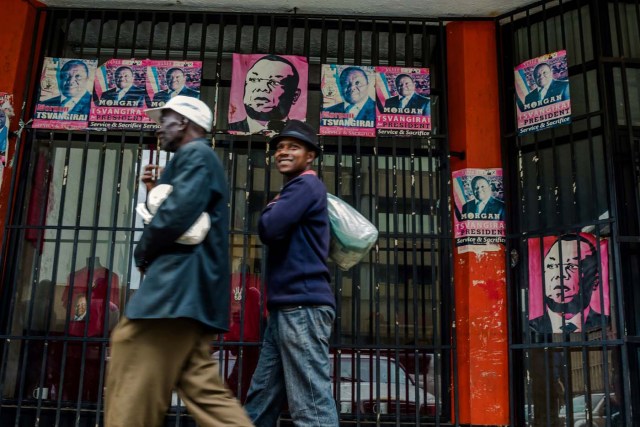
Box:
[327,193,378,270]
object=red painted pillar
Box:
[447,21,509,425]
[0,0,45,249]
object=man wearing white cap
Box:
[105,96,252,427]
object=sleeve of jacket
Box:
[134,145,212,266]
[258,177,315,244]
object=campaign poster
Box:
[32,58,98,130]
[146,60,202,109]
[0,92,13,168]
[527,233,610,334]
[515,50,571,135]
[452,168,505,251]
[228,54,308,135]
[89,59,154,131]
[375,66,431,137]
[320,64,376,138]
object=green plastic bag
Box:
[327,193,378,270]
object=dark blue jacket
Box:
[259,172,335,311]
[130,138,230,332]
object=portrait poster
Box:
[89,59,154,131]
[228,54,308,135]
[0,92,14,167]
[527,233,610,333]
[452,168,505,251]
[515,50,571,135]
[146,60,202,109]
[375,66,431,137]
[320,64,376,138]
[32,58,98,130]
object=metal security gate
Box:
[0,8,454,426]
[498,0,639,426]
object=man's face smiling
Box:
[534,64,552,89]
[472,178,491,202]
[167,70,185,92]
[397,76,415,98]
[274,137,314,178]
[543,240,594,313]
[342,70,369,105]
[243,59,294,119]
[115,68,134,90]
[60,64,88,98]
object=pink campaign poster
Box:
[375,66,431,137]
[320,64,376,138]
[0,92,13,167]
[228,54,308,135]
[32,58,98,130]
[452,168,505,250]
[515,50,571,135]
[89,59,154,131]
[528,233,610,334]
[146,60,202,108]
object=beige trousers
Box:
[105,317,253,427]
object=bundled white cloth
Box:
[136,184,211,245]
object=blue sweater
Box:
[259,172,335,311]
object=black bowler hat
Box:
[269,119,321,154]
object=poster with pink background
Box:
[228,54,308,135]
[375,66,431,137]
[527,233,610,321]
[33,58,98,130]
[514,50,571,135]
[320,64,376,138]
[89,59,154,131]
[146,60,202,108]
[452,168,505,250]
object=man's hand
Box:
[141,164,163,192]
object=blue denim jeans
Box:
[244,305,338,427]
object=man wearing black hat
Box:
[244,120,338,426]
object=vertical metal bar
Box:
[211,14,225,136]
[269,15,276,53]
[612,0,624,57]
[112,11,123,58]
[588,2,634,425]
[405,20,414,67]
[129,11,140,58]
[436,16,456,426]
[147,12,157,59]
[286,14,293,54]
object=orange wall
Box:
[447,21,509,425]
[0,0,44,250]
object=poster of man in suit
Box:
[147,61,202,108]
[452,168,505,252]
[228,54,308,135]
[32,58,98,130]
[515,50,571,135]
[89,59,154,131]
[375,67,431,137]
[528,233,610,335]
[320,64,376,137]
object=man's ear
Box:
[292,88,301,105]
[306,150,316,165]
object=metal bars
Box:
[0,8,452,427]
[498,0,639,425]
